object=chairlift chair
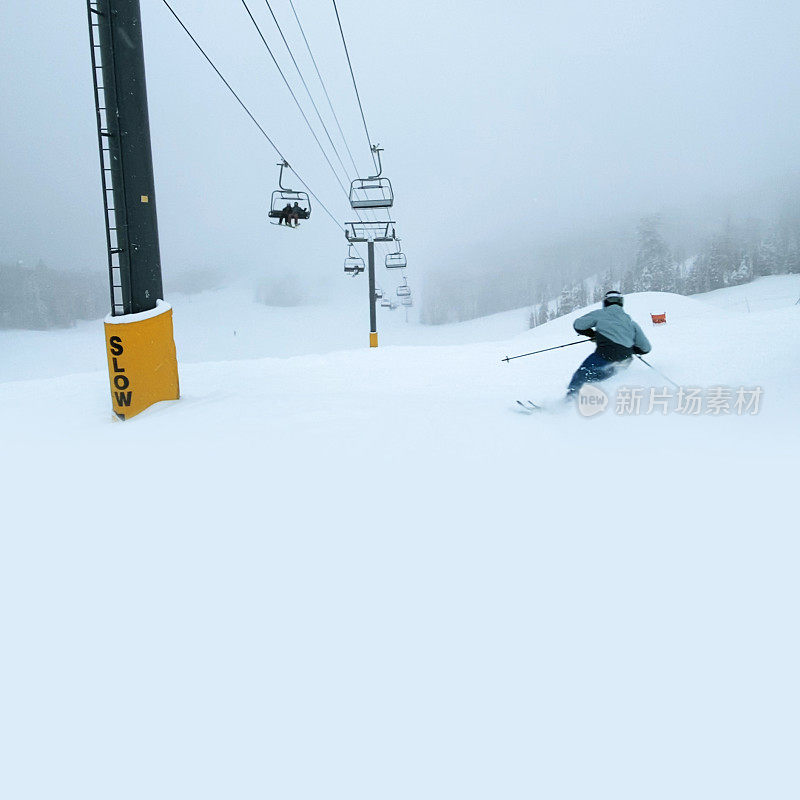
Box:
[385,252,407,269]
[380,297,392,308]
[401,296,413,307]
[344,244,365,276]
[350,177,394,209]
[349,145,394,209]
[396,285,412,298]
[374,288,384,300]
[268,161,310,226]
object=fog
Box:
[2,0,799,307]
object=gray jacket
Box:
[573,305,651,360]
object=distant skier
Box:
[566,290,651,396]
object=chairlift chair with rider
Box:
[344,244,365,276]
[268,161,311,226]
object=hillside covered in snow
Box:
[1,275,798,800]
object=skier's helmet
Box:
[603,290,624,307]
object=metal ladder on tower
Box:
[87,1,127,316]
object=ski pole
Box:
[635,355,680,389]
[502,339,591,363]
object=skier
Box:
[278,203,293,226]
[289,201,307,227]
[566,290,651,396]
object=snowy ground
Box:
[1,276,798,799]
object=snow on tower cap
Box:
[603,290,623,307]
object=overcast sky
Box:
[2,0,799,293]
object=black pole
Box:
[367,240,377,346]
[90,0,163,315]
[635,355,680,388]
[502,339,591,362]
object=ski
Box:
[515,400,542,413]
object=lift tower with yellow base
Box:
[87,0,179,419]
[345,221,396,348]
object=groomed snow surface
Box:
[1,276,798,799]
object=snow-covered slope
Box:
[1,276,798,800]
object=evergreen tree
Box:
[620,268,635,294]
[538,301,550,323]
[753,227,780,276]
[570,281,587,310]
[596,269,614,301]
[727,253,753,286]
[556,286,575,317]
[634,216,676,292]
[681,257,704,295]
[697,228,743,290]
[701,238,727,290]
[778,205,800,273]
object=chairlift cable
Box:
[241,0,350,197]
[244,0,378,244]
[285,0,386,233]
[261,2,384,243]
[287,0,361,176]
[328,0,391,206]
[330,0,392,208]
[326,1,401,259]
[159,0,344,232]
[331,0,378,172]
[261,0,401,273]
[262,0,353,185]
[283,2,392,242]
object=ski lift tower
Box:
[87,0,178,419]
[345,221,396,347]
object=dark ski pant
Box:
[566,352,628,396]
